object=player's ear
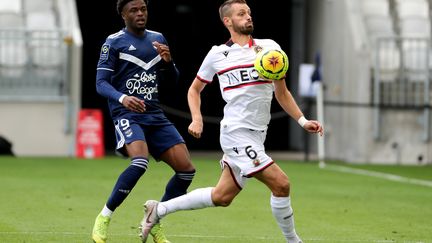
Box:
[223,16,231,28]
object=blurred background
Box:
[0,0,431,165]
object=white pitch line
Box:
[0,232,275,239]
[0,232,428,242]
[324,165,432,188]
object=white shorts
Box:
[219,128,274,189]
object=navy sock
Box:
[106,157,148,211]
[161,170,195,202]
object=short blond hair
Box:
[218,0,247,22]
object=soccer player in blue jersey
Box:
[91,0,195,242]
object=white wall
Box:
[0,103,74,156]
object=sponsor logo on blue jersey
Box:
[126,71,158,100]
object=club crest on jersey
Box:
[100,44,110,61]
[223,51,229,57]
[125,128,133,137]
[254,45,263,53]
[253,159,261,167]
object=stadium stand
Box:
[368,0,430,145]
[360,0,400,82]
[361,0,396,46]
[26,6,63,94]
[396,0,430,83]
[310,0,431,163]
[0,0,66,96]
[0,0,82,156]
[0,0,21,13]
[0,0,26,88]
[361,0,391,17]
[359,0,430,106]
[23,0,54,13]
[396,0,429,19]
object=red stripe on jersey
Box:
[246,161,275,178]
[196,75,212,84]
[223,80,272,91]
[248,38,255,47]
[217,64,254,75]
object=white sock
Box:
[100,205,113,217]
[270,195,301,242]
[157,187,215,218]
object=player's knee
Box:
[171,160,195,172]
[178,158,196,171]
[213,197,233,207]
[211,191,234,207]
[272,177,290,197]
[185,162,195,172]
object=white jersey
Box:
[197,38,282,132]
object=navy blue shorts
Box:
[114,117,184,160]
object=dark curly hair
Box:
[117,0,148,15]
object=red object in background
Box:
[76,109,105,158]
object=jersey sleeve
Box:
[267,39,282,51]
[95,39,124,103]
[97,38,117,69]
[196,47,217,83]
[158,33,169,45]
[155,33,180,84]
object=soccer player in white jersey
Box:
[139,0,323,242]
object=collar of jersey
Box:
[225,36,255,48]
[123,27,147,39]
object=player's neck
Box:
[126,27,146,37]
[230,33,251,47]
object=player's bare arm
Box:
[187,78,206,138]
[152,41,172,62]
[273,79,303,119]
[122,95,146,113]
[274,79,324,136]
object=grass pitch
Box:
[0,155,431,243]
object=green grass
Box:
[0,156,431,242]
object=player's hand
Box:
[304,120,324,136]
[188,120,203,139]
[122,96,146,113]
[153,41,172,63]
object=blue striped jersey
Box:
[96,28,178,124]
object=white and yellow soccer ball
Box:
[254,49,289,80]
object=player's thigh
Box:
[146,124,185,161]
[220,128,273,177]
[160,143,195,171]
[254,163,290,196]
[114,118,149,158]
[125,140,149,158]
[212,167,242,206]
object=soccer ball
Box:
[254,49,289,80]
